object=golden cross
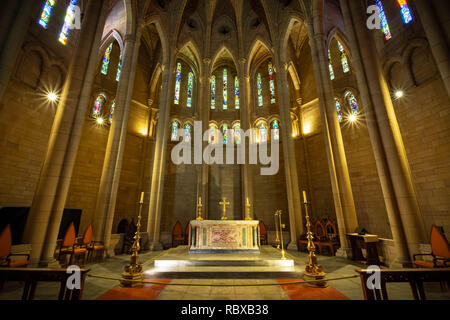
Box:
[219,198,230,220]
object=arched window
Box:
[257,73,263,107]
[211,75,216,110]
[233,123,241,145]
[171,121,179,141]
[345,91,359,115]
[328,50,335,80]
[174,62,182,105]
[92,94,106,119]
[59,0,79,45]
[222,124,229,144]
[187,72,194,108]
[185,124,192,142]
[39,0,56,29]
[101,43,114,75]
[337,41,350,73]
[268,62,276,104]
[109,102,115,124]
[235,76,240,109]
[209,124,218,144]
[376,0,392,41]
[259,124,267,143]
[335,98,343,122]
[398,0,413,24]
[116,56,122,82]
[223,69,228,110]
[272,120,280,141]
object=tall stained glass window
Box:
[335,98,343,122]
[234,124,241,145]
[101,43,113,75]
[259,124,267,143]
[209,124,217,144]
[109,102,115,124]
[222,124,228,144]
[328,50,335,80]
[235,76,240,109]
[187,72,194,108]
[376,0,392,41]
[92,94,106,119]
[345,91,359,114]
[39,0,56,29]
[223,69,228,110]
[211,76,216,110]
[174,62,182,105]
[171,121,179,141]
[272,120,280,141]
[337,41,350,73]
[257,73,263,107]
[397,0,413,24]
[116,56,122,82]
[59,0,79,45]
[268,62,276,104]
[185,124,192,142]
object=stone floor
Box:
[0,247,449,300]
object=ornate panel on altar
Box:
[189,220,260,253]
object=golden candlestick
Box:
[121,192,144,287]
[196,197,204,221]
[274,211,280,249]
[276,210,287,260]
[245,198,252,220]
[302,191,327,287]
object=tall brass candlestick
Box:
[274,211,280,249]
[245,198,252,220]
[121,192,144,287]
[302,191,326,287]
[196,197,203,221]
[276,210,287,260]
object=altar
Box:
[189,220,260,254]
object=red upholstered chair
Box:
[184,222,191,245]
[414,225,450,268]
[82,224,105,263]
[172,221,185,247]
[259,220,268,245]
[0,225,30,267]
[58,222,87,265]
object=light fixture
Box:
[349,114,357,122]
[47,92,58,102]
[395,90,404,98]
[96,117,104,125]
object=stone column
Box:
[22,0,108,266]
[93,34,142,256]
[147,54,177,250]
[414,0,450,97]
[345,0,427,260]
[306,21,358,256]
[273,58,303,250]
[0,0,34,102]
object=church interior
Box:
[0,0,449,302]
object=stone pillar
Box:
[414,0,450,97]
[345,0,427,260]
[273,58,303,250]
[147,54,176,250]
[22,0,108,266]
[238,58,254,219]
[0,0,34,102]
[306,21,358,256]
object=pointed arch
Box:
[211,46,238,72]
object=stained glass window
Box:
[109,102,115,124]
[268,62,276,104]
[211,76,216,110]
[174,62,182,105]
[345,91,359,114]
[187,72,193,108]
[272,121,280,141]
[234,124,241,145]
[257,73,263,107]
[337,41,350,73]
[59,0,79,45]
[259,124,267,143]
[209,124,217,144]
[185,124,192,142]
[376,0,392,41]
[328,50,335,80]
[101,43,113,75]
[171,121,179,141]
[223,69,228,110]
[39,0,56,29]
[116,56,122,82]
[235,76,240,109]
[335,98,343,122]
[397,0,413,24]
[92,94,106,119]
[222,124,228,144]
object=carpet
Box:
[277,279,350,300]
[96,279,171,300]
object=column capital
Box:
[239,58,247,65]
[148,99,154,107]
[296,98,303,107]
[313,33,327,42]
[203,58,211,65]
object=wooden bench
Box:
[356,268,450,300]
[0,267,90,300]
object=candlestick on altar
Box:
[196,196,204,221]
[245,197,252,220]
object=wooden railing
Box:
[356,268,450,300]
[0,267,90,300]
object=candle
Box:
[303,190,307,203]
[199,197,202,205]
[140,192,144,203]
[246,198,250,206]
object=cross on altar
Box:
[219,198,230,220]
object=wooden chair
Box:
[57,222,87,266]
[320,219,339,256]
[82,224,105,263]
[259,220,268,245]
[172,221,185,247]
[313,220,326,254]
[414,225,450,268]
[0,225,30,267]
[184,222,191,245]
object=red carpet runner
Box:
[96,279,171,300]
[277,279,350,300]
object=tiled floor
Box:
[0,247,449,300]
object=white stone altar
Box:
[189,220,260,253]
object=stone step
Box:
[154,259,295,267]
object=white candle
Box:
[303,190,307,203]
[140,192,144,203]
